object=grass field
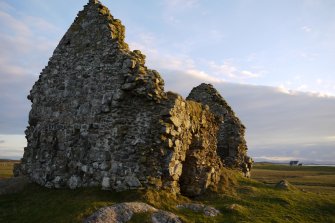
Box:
[0,161,19,179]
[252,163,335,194]
[0,162,334,222]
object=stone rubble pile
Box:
[15,0,252,196]
[84,202,182,223]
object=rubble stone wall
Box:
[21,1,167,190]
[187,84,253,175]
[16,0,252,195]
[159,95,224,196]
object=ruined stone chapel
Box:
[15,0,252,196]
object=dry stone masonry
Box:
[187,84,253,176]
[15,0,252,196]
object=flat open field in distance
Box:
[0,160,19,179]
[252,163,335,194]
[0,161,335,222]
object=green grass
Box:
[252,163,335,194]
[254,163,335,172]
[0,184,137,223]
[0,162,335,222]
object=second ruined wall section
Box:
[158,93,224,196]
[187,83,252,175]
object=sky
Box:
[0,0,334,163]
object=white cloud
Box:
[0,3,61,135]
[276,81,335,98]
[307,91,331,98]
[129,22,261,84]
[301,26,312,33]
[299,52,318,61]
[209,61,261,80]
[297,84,308,91]
[164,0,199,8]
[241,70,259,78]
[184,69,223,83]
[325,136,335,141]
[128,32,224,83]
[0,6,59,72]
[209,61,237,78]
[276,85,293,95]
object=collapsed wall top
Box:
[187,83,253,176]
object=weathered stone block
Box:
[68,175,81,189]
[102,177,111,189]
[125,176,142,188]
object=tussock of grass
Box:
[216,167,239,194]
[142,189,189,210]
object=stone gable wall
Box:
[21,1,167,190]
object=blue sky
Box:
[0,0,335,163]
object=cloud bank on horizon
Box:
[0,0,334,163]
